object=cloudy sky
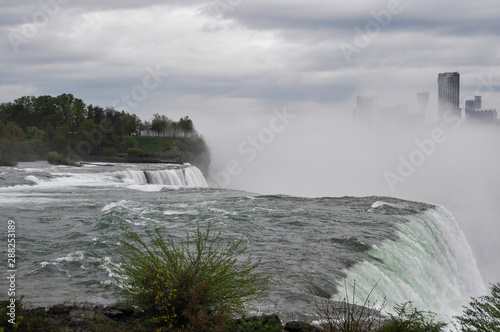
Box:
[1,0,499,120]
[1,1,500,192]
[2,0,500,281]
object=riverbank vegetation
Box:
[0,94,210,172]
[107,223,271,331]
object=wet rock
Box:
[100,305,134,320]
[284,321,320,332]
[49,304,76,316]
[231,314,284,331]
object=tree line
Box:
[0,93,200,165]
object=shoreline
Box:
[1,301,319,332]
[80,156,185,165]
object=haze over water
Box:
[201,108,500,286]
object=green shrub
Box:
[0,297,24,331]
[46,151,81,167]
[126,147,153,159]
[231,315,283,332]
[0,155,17,166]
[108,223,270,331]
[317,281,384,332]
[102,147,118,157]
[378,302,446,332]
[454,282,500,332]
[120,136,139,152]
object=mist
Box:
[198,104,500,287]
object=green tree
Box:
[75,119,102,156]
[455,282,500,332]
[142,120,151,136]
[55,93,87,132]
[33,95,59,131]
[26,126,49,159]
[178,116,194,137]
[0,121,13,165]
[51,123,71,154]
[0,122,25,164]
[9,96,36,128]
[120,136,139,152]
[3,121,25,141]
[151,114,166,136]
[122,112,141,136]
[87,105,106,125]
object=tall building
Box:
[468,109,497,122]
[465,99,475,115]
[437,72,460,120]
[465,95,482,118]
[354,95,378,123]
[417,91,430,114]
[474,95,482,109]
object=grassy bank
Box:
[135,136,210,174]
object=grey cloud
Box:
[0,0,498,115]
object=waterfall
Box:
[342,206,486,321]
[117,166,208,187]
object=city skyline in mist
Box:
[0,0,499,125]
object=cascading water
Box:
[342,204,486,321]
[184,166,208,187]
[116,166,207,187]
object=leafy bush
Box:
[46,151,81,167]
[317,281,384,332]
[454,282,500,332]
[102,147,118,157]
[126,147,153,159]
[230,314,283,332]
[108,223,270,331]
[120,136,139,152]
[378,302,446,332]
[159,149,184,161]
[0,297,24,331]
[0,155,17,166]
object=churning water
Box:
[0,162,486,323]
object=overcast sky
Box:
[2,1,500,282]
[1,0,499,122]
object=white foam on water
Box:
[24,175,41,183]
[371,201,393,208]
[127,184,181,192]
[55,251,85,263]
[101,200,129,212]
[342,206,486,322]
[164,210,188,215]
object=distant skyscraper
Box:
[465,95,482,118]
[468,108,497,122]
[437,72,460,119]
[474,95,482,109]
[354,95,378,123]
[417,91,430,114]
[465,99,475,116]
